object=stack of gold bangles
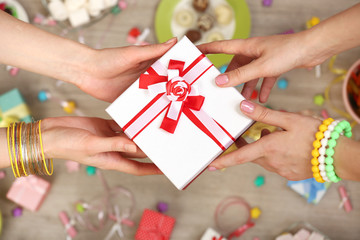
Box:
[7,120,53,178]
[311,118,352,183]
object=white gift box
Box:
[201,228,227,240]
[106,37,253,190]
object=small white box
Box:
[68,8,90,28]
[106,37,253,190]
[48,0,68,21]
[201,228,227,240]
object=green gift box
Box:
[0,88,32,127]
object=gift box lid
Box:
[107,37,253,190]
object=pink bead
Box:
[9,67,19,76]
[0,170,5,179]
[47,19,57,26]
[33,16,43,24]
[118,1,127,9]
[321,109,329,119]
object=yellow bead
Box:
[311,158,319,166]
[312,165,320,173]
[315,132,324,140]
[315,177,325,183]
[312,140,321,149]
[319,124,327,132]
[311,149,320,158]
[63,101,76,114]
[313,172,321,179]
[251,207,262,219]
[311,17,320,26]
[323,118,334,126]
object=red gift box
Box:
[135,209,176,240]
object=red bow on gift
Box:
[139,59,205,133]
[123,54,235,151]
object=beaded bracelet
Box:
[317,120,340,182]
[311,118,334,183]
[324,120,352,183]
[6,121,53,178]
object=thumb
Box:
[240,100,294,130]
[133,37,177,62]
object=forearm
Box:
[0,11,95,85]
[334,136,360,181]
[304,3,360,64]
[0,128,10,169]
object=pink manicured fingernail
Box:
[208,166,217,171]
[165,37,177,44]
[215,75,229,85]
[241,100,255,113]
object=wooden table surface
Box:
[1,0,360,239]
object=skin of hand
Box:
[209,100,322,181]
[0,10,177,103]
[73,38,178,102]
[198,32,324,103]
[198,3,360,103]
[41,117,162,176]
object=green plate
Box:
[155,0,251,67]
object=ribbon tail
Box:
[227,222,255,240]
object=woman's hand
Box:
[42,117,161,176]
[198,32,328,103]
[210,101,322,181]
[74,39,177,102]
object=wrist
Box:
[59,43,97,86]
[0,127,10,168]
[300,27,338,68]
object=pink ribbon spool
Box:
[342,59,360,123]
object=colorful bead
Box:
[311,158,319,165]
[277,78,288,89]
[311,149,320,158]
[326,148,335,157]
[251,207,262,219]
[315,132,324,140]
[254,175,265,187]
[325,157,333,165]
[313,94,325,106]
[312,140,321,149]
[312,166,320,173]
[157,202,169,213]
[12,207,23,217]
[319,124,327,132]
[328,139,336,148]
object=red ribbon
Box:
[123,54,235,151]
[139,59,205,133]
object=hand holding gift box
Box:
[107,37,253,189]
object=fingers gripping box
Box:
[106,37,253,190]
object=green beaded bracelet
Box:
[325,120,352,183]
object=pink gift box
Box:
[135,209,175,240]
[6,175,51,212]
